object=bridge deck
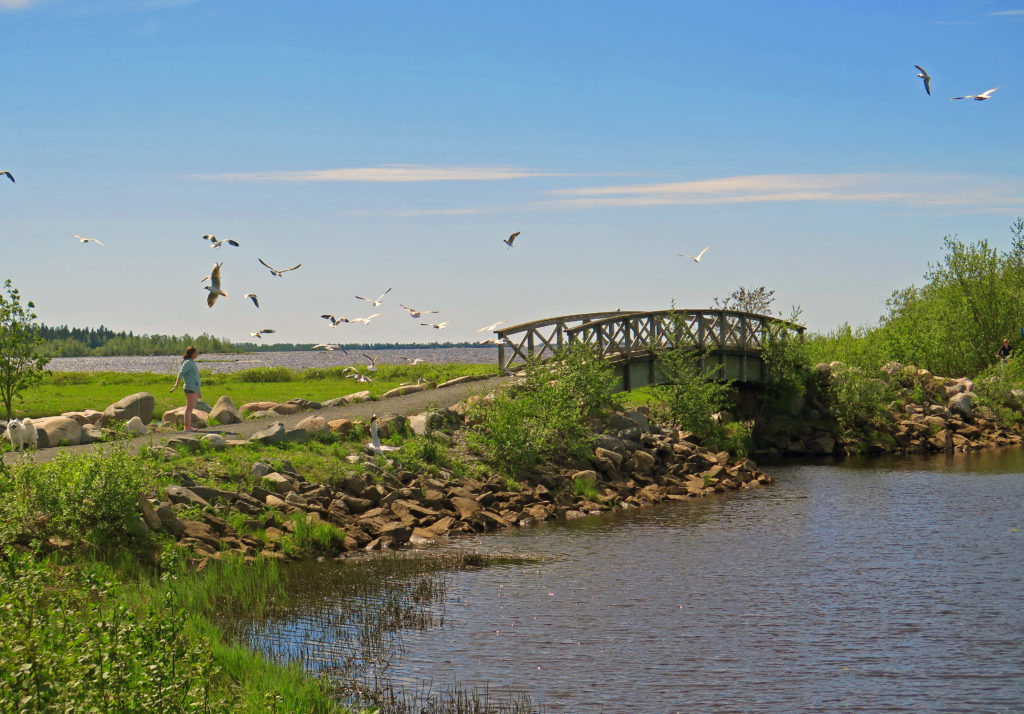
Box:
[494,309,803,390]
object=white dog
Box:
[4,418,38,451]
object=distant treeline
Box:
[39,325,237,357]
[38,324,496,357]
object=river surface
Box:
[248,450,1024,713]
[44,348,497,374]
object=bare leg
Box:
[184,391,198,429]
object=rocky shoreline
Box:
[9,360,1024,563]
[756,361,1024,458]
[138,404,772,563]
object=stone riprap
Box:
[137,405,773,562]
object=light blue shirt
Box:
[177,358,201,392]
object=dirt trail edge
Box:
[3,374,513,466]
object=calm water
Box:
[248,449,1024,712]
[45,348,497,374]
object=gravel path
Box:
[3,374,513,466]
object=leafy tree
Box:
[0,279,51,420]
[713,285,778,315]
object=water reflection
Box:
[251,453,1024,712]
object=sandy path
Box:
[3,374,512,466]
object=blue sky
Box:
[2,0,1022,345]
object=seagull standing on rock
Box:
[368,414,401,453]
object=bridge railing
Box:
[495,309,804,378]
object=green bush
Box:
[828,363,896,439]
[468,346,616,475]
[0,449,148,548]
[235,366,293,383]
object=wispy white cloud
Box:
[0,0,41,9]
[990,9,1024,16]
[191,164,569,183]
[543,173,1023,210]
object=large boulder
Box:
[948,392,975,419]
[99,392,155,426]
[32,416,83,448]
[161,407,209,429]
[209,396,243,425]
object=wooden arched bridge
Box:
[494,309,804,392]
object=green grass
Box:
[12,363,496,419]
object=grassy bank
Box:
[12,363,496,419]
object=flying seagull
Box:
[400,356,426,364]
[243,293,259,308]
[0,171,13,183]
[421,321,449,330]
[478,337,509,345]
[368,414,401,453]
[204,262,226,307]
[355,288,392,307]
[312,343,344,352]
[477,320,506,333]
[914,65,931,96]
[401,304,439,318]
[74,234,104,246]
[203,235,239,249]
[250,329,276,339]
[259,257,302,276]
[362,353,379,372]
[951,87,1000,101]
[504,231,520,248]
[680,246,710,263]
[321,314,351,327]
[351,313,383,324]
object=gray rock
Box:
[99,392,156,426]
[248,421,287,445]
[209,395,243,425]
[124,416,147,436]
[948,392,975,419]
[137,495,163,532]
[156,504,185,539]
[164,485,211,509]
[200,433,227,449]
[623,410,650,433]
[33,416,83,448]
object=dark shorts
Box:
[185,389,198,395]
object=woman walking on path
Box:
[170,346,202,430]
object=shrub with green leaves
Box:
[468,346,616,475]
[827,363,897,439]
[236,366,293,383]
[0,448,148,548]
[652,338,733,441]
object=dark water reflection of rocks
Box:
[247,450,1024,712]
